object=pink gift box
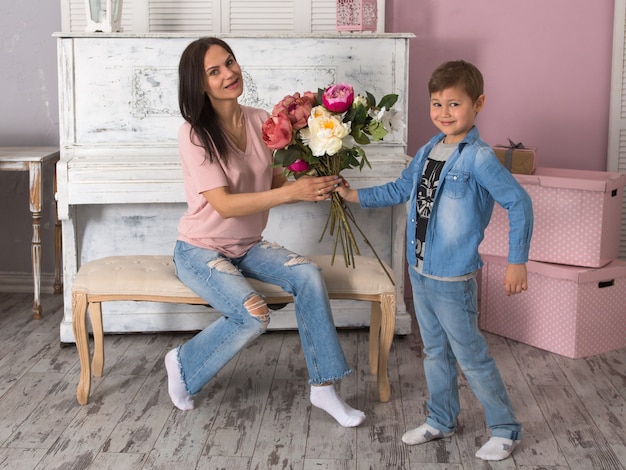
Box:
[479,255,626,359]
[480,167,626,268]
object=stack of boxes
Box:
[478,167,626,359]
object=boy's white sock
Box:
[475,436,520,461]
[310,384,366,428]
[401,423,454,445]
[164,349,194,411]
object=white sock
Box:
[401,422,454,445]
[475,436,520,461]
[164,348,194,411]
[310,384,366,428]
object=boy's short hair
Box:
[428,60,484,102]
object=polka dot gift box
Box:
[480,167,626,268]
[479,255,626,359]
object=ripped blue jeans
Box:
[173,239,352,395]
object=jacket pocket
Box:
[441,171,470,199]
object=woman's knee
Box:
[289,257,324,284]
[244,293,270,331]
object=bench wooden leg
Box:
[89,302,105,377]
[369,302,382,377]
[72,292,91,405]
[376,292,396,403]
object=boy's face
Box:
[430,86,485,144]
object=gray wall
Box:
[1,1,60,281]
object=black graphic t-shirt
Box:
[415,141,456,270]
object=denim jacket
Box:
[358,127,533,278]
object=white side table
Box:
[0,147,62,318]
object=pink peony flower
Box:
[262,114,293,150]
[286,159,310,173]
[322,83,354,113]
[272,91,317,130]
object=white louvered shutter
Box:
[149,0,214,32]
[226,0,298,32]
[61,0,383,33]
[311,0,336,32]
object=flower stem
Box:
[313,156,395,286]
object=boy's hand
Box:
[334,176,359,203]
[504,263,528,296]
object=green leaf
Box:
[344,106,357,123]
[367,120,388,141]
[317,88,325,104]
[378,93,399,110]
[274,146,306,167]
[352,127,371,145]
[359,151,371,170]
[366,91,376,108]
[353,105,368,124]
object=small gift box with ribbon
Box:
[493,138,536,174]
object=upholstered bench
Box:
[71,254,396,405]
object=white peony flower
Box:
[300,112,351,156]
[309,105,332,120]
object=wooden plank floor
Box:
[0,292,624,469]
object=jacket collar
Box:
[430,125,480,152]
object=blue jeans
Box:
[409,267,521,440]
[173,240,352,395]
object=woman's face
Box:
[202,45,243,102]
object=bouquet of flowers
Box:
[262,83,402,283]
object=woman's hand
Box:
[202,175,342,219]
[286,175,343,201]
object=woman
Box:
[165,37,366,428]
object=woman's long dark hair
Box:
[178,37,236,165]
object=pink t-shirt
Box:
[177,106,282,258]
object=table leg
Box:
[53,162,63,294]
[29,162,43,319]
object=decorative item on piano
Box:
[84,0,123,32]
[336,0,378,32]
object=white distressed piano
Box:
[55,32,413,343]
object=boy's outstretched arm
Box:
[504,263,528,296]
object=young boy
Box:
[336,60,533,461]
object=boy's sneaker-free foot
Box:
[475,436,520,461]
[401,423,454,445]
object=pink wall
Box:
[387,0,615,171]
